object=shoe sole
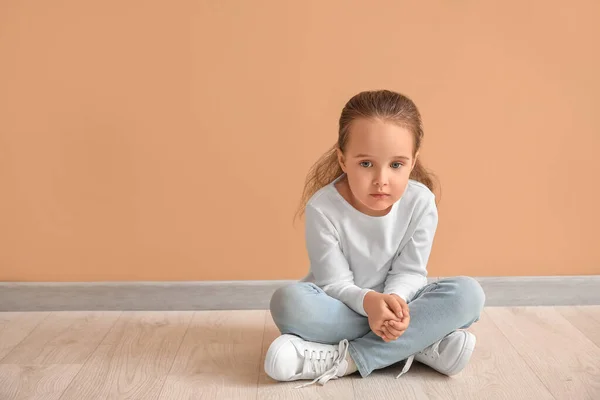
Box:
[264,334,298,381]
[445,331,476,376]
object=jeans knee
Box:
[269,282,318,327]
[453,276,486,318]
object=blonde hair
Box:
[294,89,439,221]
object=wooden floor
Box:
[0,307,599,399]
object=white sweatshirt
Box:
[301,173,438,317]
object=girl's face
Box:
[337,117,418,217]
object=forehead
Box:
[346,118,414,157]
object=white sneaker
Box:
[414,330,476,376]
[264,334,350,388]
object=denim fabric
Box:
[270,276,485,377]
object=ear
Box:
[411,151,419,170]
[336,147,347,172]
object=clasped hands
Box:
[363,291,410,342]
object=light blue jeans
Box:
[270,276,486,377]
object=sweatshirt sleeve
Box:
[384,197,438,302]
[305,204,374,316]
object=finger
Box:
[381,324,389,335]
[382,325,399,341]
[385,321,403,336]
[391,295,407,319]
[384,328,396,342]
[392,295,410,319]
[384,296,403,319]
[385,320,403,334]
[390,316,409,332]
[401,314,411,331]
[382,311,401,325]
[381,325,394,339]
[401,300,410,319]
[381,302,402,322]
[383,328,398,340]
[375,329,387,341]
[377,328,390,342]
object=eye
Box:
[391,162,403,169]
[360,161,372,168]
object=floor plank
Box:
[159,311,265,400]
[257,312,356,400]
[0,312,49,361]
[0,312,120,365]
[59,311,192,400]
[352,359,437,399]
[487,307,600,400]
[0,364,81,400]
[557,305,600,348]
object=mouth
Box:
[370,193,390,198]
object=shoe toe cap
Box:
[264,336,302,381]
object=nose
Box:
[373,168,388,188]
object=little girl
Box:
[264,89,486,388]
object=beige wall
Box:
[1,1,599,282]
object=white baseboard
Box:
[1,275,599,311]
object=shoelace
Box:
[420,339,442,359]
[395,354,415,379]
[395,338,443,379]
[295,339,350,389]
